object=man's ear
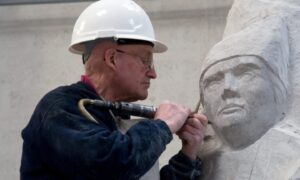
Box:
[104,48,117,70]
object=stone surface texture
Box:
[199,0,300,179]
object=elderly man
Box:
[20,0,207,179]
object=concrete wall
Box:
[0,0,232,179]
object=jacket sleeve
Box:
[160,151,203,180]
[32,98,173,179]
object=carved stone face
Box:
[201,56,281,149]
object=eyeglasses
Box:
[115,49,154,70]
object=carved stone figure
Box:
[198,0,300,179]
[201,55,285,150]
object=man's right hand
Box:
[154,101,191,133]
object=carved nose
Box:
[221,73,238,100]
[222,88,238,100]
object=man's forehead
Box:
[202,56,264,79]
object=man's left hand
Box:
[176,113,208,160]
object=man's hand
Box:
[155,101,191,133]
[176,113,208,160]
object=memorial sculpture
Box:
[198,0,300,179]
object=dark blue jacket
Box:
[21,82,202,179]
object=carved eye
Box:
[203,77,223,90]
[206,81,220,90]
[233,63,260,81]
[239,71,256,80]
[234,67,257,81]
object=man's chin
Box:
[132,94,147,101]
[139,96,147,101]
[139,91,148,100]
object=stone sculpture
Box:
[198,0,300,179]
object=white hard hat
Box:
[69,0,167,54]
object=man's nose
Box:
[221,73,238,100]
[146,66,157,79]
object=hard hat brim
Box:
[69,36,168,54]
[152,40,168,53]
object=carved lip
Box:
[218,104,244,114]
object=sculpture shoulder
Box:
[272,122,300,140]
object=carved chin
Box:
[212,117,259,149]
[217,120,271,150]
[215,109,247,128]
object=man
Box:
[20,0,207,179]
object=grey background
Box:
[0,0,94,6]
[0,0,233,179]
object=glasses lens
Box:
[116,49,154,70]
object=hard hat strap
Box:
[116,38,154,47]
[82,40,98,64]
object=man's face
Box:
[201,56,278,149]
[113,44,156,102]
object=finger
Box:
[178,131,204,145]
[188,113,208,127]
[178,131,193,142]
[185,118,204,130]
[181,123,205,136]
[188,112,206,119]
